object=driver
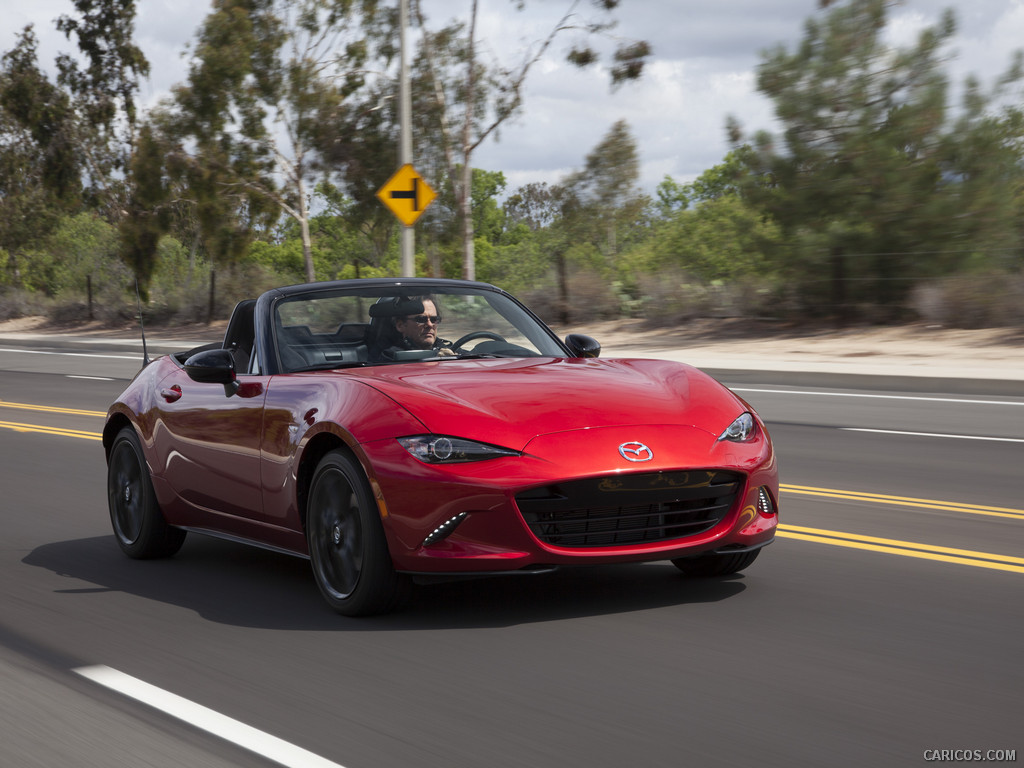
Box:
[393,296,455,356]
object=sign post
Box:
[398,0,414,275]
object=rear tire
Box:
[107,427,186,558]
[306,450,410,616]
[671,548,760,577]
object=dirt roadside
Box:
[2,315,1023,382]
[564,319,1024,382]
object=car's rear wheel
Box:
[107,426,186,558]
[306,450,410,616]
[671,548,761,577]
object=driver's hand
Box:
[437,347,456,357]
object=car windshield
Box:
[272,284,565,372]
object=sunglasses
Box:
[408,314,442,325]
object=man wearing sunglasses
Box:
[393,296,455,355]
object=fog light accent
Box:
[422,512,468,547]
[757,486,776,516]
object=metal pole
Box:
[399,0,415,276]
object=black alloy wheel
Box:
[306,450,410,616]
[106,426,186,558]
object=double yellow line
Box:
[777,485,1024,574]
[0,400,106,418]
[0,399,105,441]
[0,420,103,441]
[782,483,1024,521]
[1,399,1021,574]
[777,524,1024,574]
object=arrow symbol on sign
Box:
[389,177,419,210]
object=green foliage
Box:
[49,213,121,296]
[732,0,1024,322]
[248,240,308,285]
[654,176,689,218]
[55,0,149,132]
[471,169,507,245]
[0,28,81,215]
[651,195,780,282]
[561,120,650,267]
[118,122,171,301]
[3,0,1023,330]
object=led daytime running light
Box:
[422,512,468,547]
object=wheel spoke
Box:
[311,468,362,599]
[110,444,143,543]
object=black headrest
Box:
[368,297,425,318]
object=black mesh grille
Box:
[516,470,743,548]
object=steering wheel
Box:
[451,330,506,351]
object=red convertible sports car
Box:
[104,278,778,615]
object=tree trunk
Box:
[298,178,315,283]
[556,253,570,325]
[830,246,848,327]
[460,0,479,281]
[207,267,217,325]
[460,161,475,280]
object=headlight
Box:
[397,435,521,463]
[717,412,757,442]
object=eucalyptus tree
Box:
[411,0,650,281]
[0,28,80,284]
[561,119,647,260]
[317,76,404,269]
[118,123,170,302]
[54,0,150,214]
[169,0,379,283]
[2,1,149,294]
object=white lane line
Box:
[841,428,1024,443]
[74,665,346,768]
[0,347,141,361]
[67,375,116,381]
[732,387,1024,407]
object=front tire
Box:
[106,426,186,558]
[671,548,761,577]
[306,450,409,616]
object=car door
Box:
[151,364,268,525]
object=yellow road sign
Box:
[376,164,437,227]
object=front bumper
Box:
[357,424,779,574]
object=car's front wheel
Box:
[671,548,761,577]
[306,450,410,616]
[107,426,186,558]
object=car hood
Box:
[347,357,747,451]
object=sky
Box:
[3,0,1023,195]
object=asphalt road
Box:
[1,341,1021,768]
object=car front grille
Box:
[515,470,743,548]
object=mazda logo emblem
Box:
[618,441,653,462]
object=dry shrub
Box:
[636,269,785,327]
[520,269,621,326]
[0,287,49,322]
[911,272,1024,328]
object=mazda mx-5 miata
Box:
[104,278,778,615]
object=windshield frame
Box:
[254,279,569,375]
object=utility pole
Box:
[399,0,414,276]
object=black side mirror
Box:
[184,348,239,395]
[564,333,601,359]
